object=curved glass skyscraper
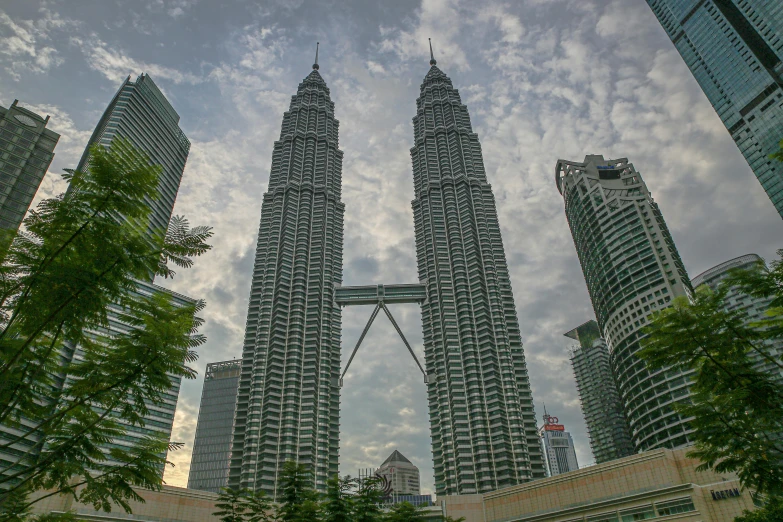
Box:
[412,57,545,495]
[228,60,344,496]
[556,155,693,452]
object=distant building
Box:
[0,100,59,235]
[644,0,783,218]
[692,254,783,382]
[567,320,635,464]
[188,360,242,493]
[556,155,694,453]
[377,450,421,497]
[538,412,578,476]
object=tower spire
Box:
[428,38,436,66]
[313,42,320,70]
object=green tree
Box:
[735,496,783,521]
[214,488,274,522]
[277,461,321,522]
[639,255,783,496]
[352,476,385,522]
[0,140,211,516]
[322,475,355,522]
[383,501,425,522]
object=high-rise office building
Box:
[76,73,190,239]
[376,450,421,497]
[0,100,59,235]
[538,412,579,476]
[65,73,194,473]
[188,360,242,493]
[644,0,783,217]
[229,56,344,496]
[692,254,783,382]
[556,155,694,453]
[412,50,545,496]
[566,320,635,464]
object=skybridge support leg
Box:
[338,304,380,387]
[381,303,428,384]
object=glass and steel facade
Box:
[645,0,783,216]
[188,360,241,493]
[556,155,694,453]
[692,254,783,383]
[411,62,545,496]
[228,65,344,497]
[76,73,190,240]
[566,320,635,464]
[63,282,194,474]
[0,100,59,235]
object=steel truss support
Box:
[338,302,427,387]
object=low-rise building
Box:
[440,447,755,522]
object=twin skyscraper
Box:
[224,46,546,498]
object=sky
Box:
[2,0,782,497]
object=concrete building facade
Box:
[0,100,59,236]
[376,450,421,497]
[439,447,756,522]
[566,320,635,464]
[556,155,694,453]
[645,0,783,217]
[538,413,578,477]
[228,58,345,496]
[188,360,242,493]
[412,52,545,496]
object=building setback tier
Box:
[556,155,694,452]
[411,60,545,496]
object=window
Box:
[620,506,655,521]
[656,498,695,516]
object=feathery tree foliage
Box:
[215,488,274,522]
[0,140,211,517]
[639,252,783,497]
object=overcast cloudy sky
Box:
[2,0,782,496]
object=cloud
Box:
[0,8,73,78]
[70,34,204,84]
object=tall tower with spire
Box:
[411,43,546,495]
[228,45,345,496]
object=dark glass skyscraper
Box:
[76,73,190,238]
[229,59,344,496]
[188,360,242,493]
[411,55,545,495]
[645,0,783,216]
[0,100,59,235]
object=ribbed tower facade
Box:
[411,57,545,496]
[229,61,344,496]
[556,155,694,453]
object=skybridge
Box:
[334,284,428,387]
